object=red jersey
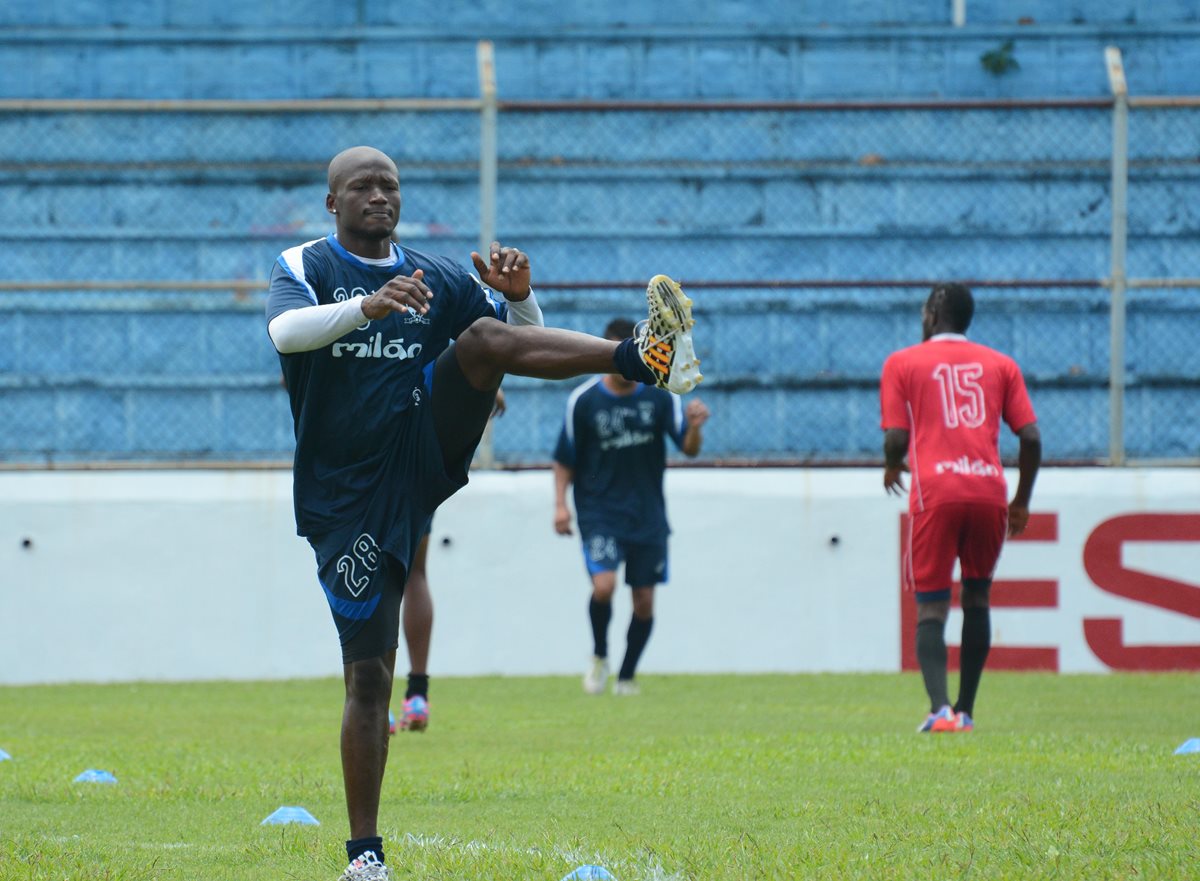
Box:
[880,334,1036,513]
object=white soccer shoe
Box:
[635,274,702,394]
[612,679,640,696]
[338,850,392,881]
[583,656,610,695]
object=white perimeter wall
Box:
[1,468,1197,685]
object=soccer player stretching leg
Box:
[265,146,701,881]
[553,317,710,696]
[879,283,1041,733]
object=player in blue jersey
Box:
[553,318,710,696]
[266,146,701,881]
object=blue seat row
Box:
[3,292,1196,381]
[2,23,1197,99]
[1,292,1197,461]
[16,169,1197,240]
[4,0,1196,31]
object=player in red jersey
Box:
[880,283,1041,733]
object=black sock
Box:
[915,618,950,712]
[955,607,991,717]
[618,615,654,681]
[612,337,656,385]
[589,597,612,658]
[406,672,429,700]
[346,836,384,864]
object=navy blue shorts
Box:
[308,356,484,664]
[580,532,669,587]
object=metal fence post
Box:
[952,0,966,27]
[476,40,499,469]
[1105,47,1129,466]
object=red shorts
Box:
[902,502,1008,600]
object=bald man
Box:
[265,146,702,881]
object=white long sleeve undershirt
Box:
[503,289,544,328]
[267,289,544,355]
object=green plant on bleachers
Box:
[980,40,1020,75]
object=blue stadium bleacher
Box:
[0,0,1197,463]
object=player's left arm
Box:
[883,428,910,496]
[455,243,543,332]
[471,241,531,301]
[475,240,543,325]
[680,398,709,457]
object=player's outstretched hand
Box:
[471,241,531,301]
[362,269,434,320]
[1007,502,1030,537]
[884,463,909,496]
[685,398,710,428]
[554,503,574,536]
[492,387,507,418]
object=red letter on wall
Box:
[899,513,1060,671]
[1082,513,1200,671]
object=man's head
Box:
[604,317,636,342]
[922,283,974,340]
[325,146,401,244]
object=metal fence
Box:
[1,45,1197,467]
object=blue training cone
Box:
[74,769,117,783]
[560,867,616,881]
[0,749,11,762]
[261,806,320,826]
[1175,738,1200,755]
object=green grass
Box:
[1,673,1198,880]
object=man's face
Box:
[327,158,401,240]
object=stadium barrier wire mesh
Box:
[1,99,1197,466]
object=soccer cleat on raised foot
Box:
[399,695,429,732]
[932,710,974,733]
[612,679,640,696]
[917,705,955,733]
[635,274,703,394]
[583,656,610,695]
[338,850,392,881]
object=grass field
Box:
[1,673,1197,881]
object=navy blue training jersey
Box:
[553,378,686,542]
[266,235,508,537]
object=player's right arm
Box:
[552,413,577,536]
[879,353,911,495]
[883,429,910,496]
[265,258,356,354]
[552,461,575,536]
[265,259,435,354]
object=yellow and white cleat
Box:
[635,274,703,394]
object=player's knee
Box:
[346,656,392,703]
[916,599,950,623]
[452,318,508,390]
[457,317,509,361]
[961,579,991,609]
[592,580,616,603]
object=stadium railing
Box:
[1,45,1196,467]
